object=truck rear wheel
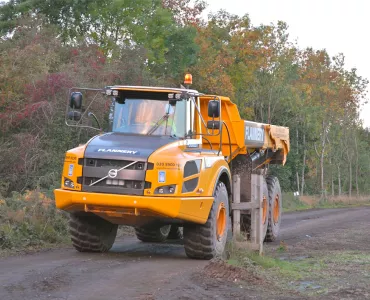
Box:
[183,182,230,259]
[135,225,171,242]
[265,176,282,242]
[69,214,118,252]
[261,179,270,240]
[240,179,269,240]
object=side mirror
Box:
[208,100,220,118]
[67,111,82,121]
[207,120,220,129]
[70,92,83,109]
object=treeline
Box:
[0,0,369,197]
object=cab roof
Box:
[106,85,232,102]
[108,85,199,95]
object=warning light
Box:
[184,73,192,85]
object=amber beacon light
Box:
[184,73,192,85]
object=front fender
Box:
[202,159,231,197]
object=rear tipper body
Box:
[55,80,289,258]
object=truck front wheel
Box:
[183,181,230,259]
[69,214,118,252]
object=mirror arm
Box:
[191,97,210,134]
[88,112,102,131]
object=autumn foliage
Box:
[0,1,369,200]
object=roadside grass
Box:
[0,189,70,255]
[282,193,310,212]
[282,192,370,212]
[226,239,370,296]
[227,244,322,279]
[0,189,136,256]
[231,192,370,295]
[226,242,326,295]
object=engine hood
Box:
[84,132,175,161]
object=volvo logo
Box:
[89,161,138,187]
[108,169,118,178]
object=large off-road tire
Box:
[168,226,183,240]
[239,179,269,240]
[135,225,171,242]
[261,179,270,240]
[265,176,282,242]
[69,214,118,252]
[183,182,230,259]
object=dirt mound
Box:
[201,259,263,284]
[326,287,370,300]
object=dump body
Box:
[196,95,289,167]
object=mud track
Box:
[1,206,369,300]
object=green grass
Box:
[282,192,310,212]
[323,251,370,265]
[282,192,370,212]
[227,245,323,281]
[227,244,370,296]
[312,200,370,210]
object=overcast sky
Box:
[204,0,370,127]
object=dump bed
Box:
[244,120,290,165]
[198,95,290,166]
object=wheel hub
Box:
[216,202,226,241]
[273,195,280,224]
[262,195,268,224]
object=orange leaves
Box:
[295,49,362,122]
[23,190,53,208]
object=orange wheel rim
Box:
[273,194,280,224]
[262,195,268,224]
[216,202,226,240]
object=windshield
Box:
[112,98,186,137]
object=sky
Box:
[204,0,370,128]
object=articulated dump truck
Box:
[54,74,290,259]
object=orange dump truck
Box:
[54,74,290,259]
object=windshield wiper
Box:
[146,113,169,135]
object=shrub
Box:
[0,189,69,250]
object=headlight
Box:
[154,185,176,194]
[64,178,75,188]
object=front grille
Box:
[81,158,149,195]
[83,158,145,170]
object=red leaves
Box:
[0,73,73,132]
[24,73,73,104]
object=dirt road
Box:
[1,206,369,300]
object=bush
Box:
[0,189,69,250]
[282,192,310,212]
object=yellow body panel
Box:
[55,137,231,225]
[55,189,213,224]
[197,95,246,159]
[144,140,230,198]
[61,144,86,192]
[197,95,290,165]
